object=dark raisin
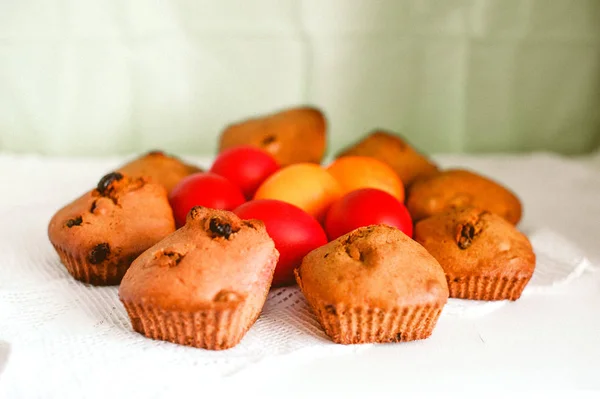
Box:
[188,206,204,220]
[261,135,277,145]
[147,149,165,156]
[324,253,329,258]
[457,223,475,250]
[97,172,123,195]
[209,218,232,239]
[395,332,403,341]
[88,243,110,264]
[89,200,97,214]
[164,251,183,266]
[324,304,337,315]
[65,216,82,228]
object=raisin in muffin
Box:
[48,172,176,285]
[295,225,448,344]
[219,106,326,166]
[414,207,535,301]
[119,207,279,350]
[117,150,202,193]
[336,130,439,187]
[406,169,522,224]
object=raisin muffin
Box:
[117,150,202,193]
[219,106,326,167]
[336,130,439,187]
[414,207,536,301]
[406,169,522,224]
[48,172,176,285]
[119,207,279,350]
[295,225,448,344]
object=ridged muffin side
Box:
[414,207,536,301]
[295,225,448,345]
[48,172,176,285]
[119,207,279,350]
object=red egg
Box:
[169,172,245,227]
[325,188,413,240]
[234,199,328,287]
[210,146,280,199]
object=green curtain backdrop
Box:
[0,0,599,156]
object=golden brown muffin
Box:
[336,130,439,187]
[414,207,535,301]
[295,225,448,344]
[219,106,326,166]
[48,172,176,285]
[406,169,522,224]
[117,150,202,193]
[119,206,279,350]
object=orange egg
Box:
[254,163,343,221]
[326,156,405,201]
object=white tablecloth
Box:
[0,152,599,397]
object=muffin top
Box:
[48,172,175,256]
[119,207,278,311]
[219,106,326,166]
[297,225,448,309]
[337,130,439,187]
[406,169,522,224]
[117,150,202,193]
[414,207,535,278]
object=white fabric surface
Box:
[0,152,599,397]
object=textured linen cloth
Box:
[0,152,598,397]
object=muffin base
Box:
[121,301,250,350]
[446,274,531,301]
[310,301,445,345]
[53,244,130,286]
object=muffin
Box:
[406,169,522,224]
[119,207,279,350]
[48,172,176,285]
[414,207,535,301]
[117,150,202,193]
[336,130,439,187]
[219,106,326,166]
[295,225,448,344]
